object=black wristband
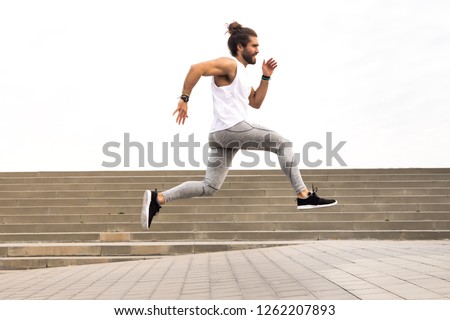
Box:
[179,94,189,103]
[262,75,271,81]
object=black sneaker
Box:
[297,186,337,210]
[141,189,161,230]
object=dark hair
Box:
[227,21,257,56]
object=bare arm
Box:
[173,57,236,125]
[248,58,278,109]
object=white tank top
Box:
[210,57,252,133]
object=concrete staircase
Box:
[1,168,449,269]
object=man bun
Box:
[227,21,243,35]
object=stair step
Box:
[1,203,449,215]
[1,188,450,199]
[2,181,449,192]
[2,211,449,224]
[1,221,449,233]
[1,174,450,185]
[0,241,301,269]
[0,227,449,243]
[0,195,449,206]
[0,256,159,270]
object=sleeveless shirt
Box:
[210,57,252,133]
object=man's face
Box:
[241,36,259,65]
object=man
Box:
[141,22,337,230]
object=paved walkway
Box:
[0,240,449,300]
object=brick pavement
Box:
[0,240,449,300]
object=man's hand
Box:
[173,100,188,125]
[262,58,277,77]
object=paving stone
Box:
[0,240,449,300]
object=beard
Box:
[242,50,257,65]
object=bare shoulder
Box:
[215,57,237,78]
[215,57,236,68]
[194,57,237,77]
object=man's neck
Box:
[235,55,248,67]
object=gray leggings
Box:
[162,121,306,203]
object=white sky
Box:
[1,0,449,172]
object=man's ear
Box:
[237,43,243,52]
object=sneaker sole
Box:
[297,201,338,210]
[141,190,151,230]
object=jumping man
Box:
[141,22,337,230]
